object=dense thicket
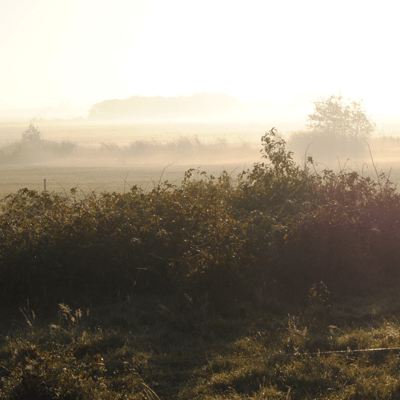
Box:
[1,128,399,313]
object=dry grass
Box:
[3,292,400,399]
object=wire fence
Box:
[124,346,400,368]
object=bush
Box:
[1,128,400,313]
[273,169,400,295]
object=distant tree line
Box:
[88,93,245,120]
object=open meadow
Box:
[0,164,252,201]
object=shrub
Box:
[1,128,400,313]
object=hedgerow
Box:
[1,128,400,313]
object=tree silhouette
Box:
[21,124,43,144]
[288,95,376,164]
[306,94,375,140]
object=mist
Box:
[0,121,263,198]
[2,92,400,199]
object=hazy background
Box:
[1,0,399,120]
[1,0,400,196]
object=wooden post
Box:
[44,179,47,191]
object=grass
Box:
[0,163,250,201]
[3,292,400,399]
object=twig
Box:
[122,171,129,194]
[52,179,68,198]
[362,139,382,191]
[158,163,174,187]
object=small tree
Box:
[288,95,376,165]
[21,124,43,144]
[306,94,376,140]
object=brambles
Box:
[0,128,400,314]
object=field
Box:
[0,121,269,200]
[1,120,400,200]
[3,125,400,398]
[0,164,252,201]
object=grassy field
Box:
[2,160,400,205]
[0,163,252,200]
[2,163,400,204]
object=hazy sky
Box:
[1,0,399,116]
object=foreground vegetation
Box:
[2,128,400,398]
[3,292,400,399]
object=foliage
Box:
[21,124,43,143]
[0,127,400,314]
[3,127,400,398]
[306,94,376,139]
[273,166,400,295]
[287,94,376,164]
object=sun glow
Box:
[0,0,399,119]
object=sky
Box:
[0,0,399,118]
